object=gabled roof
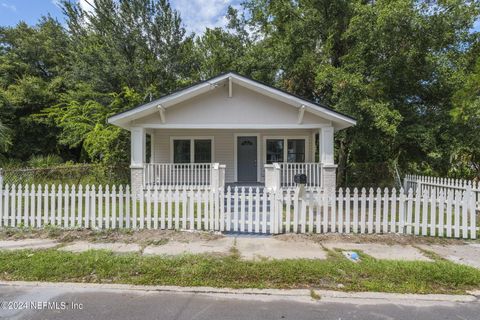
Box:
[108,71,356,130]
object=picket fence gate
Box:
[0,184,477,239]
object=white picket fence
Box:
[404,174,480,209]
[0,184,477,238]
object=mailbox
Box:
[294,173,307,184]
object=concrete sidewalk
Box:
[1,236,479,267]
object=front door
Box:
[237,136,257,182]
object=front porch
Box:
[130,127,337,194]
[108,72,355,194]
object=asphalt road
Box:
[1,284,480,320]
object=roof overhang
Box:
[108,72,357,130]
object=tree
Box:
[239,0,480,186]
[0,17,69,162]
[450,48,480,179]
[38,0,198,166]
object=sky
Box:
[0,0,242,34]
[0,0,479,35]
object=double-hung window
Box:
[172,138,213,163]
[265,138,306,164]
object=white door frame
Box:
[233,133,261,182]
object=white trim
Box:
[228,76,232,98]
[234,133,261,182]
[262,135,310,165]
[149,131,155,163]
[157,105,166,123]
[311,131,316,163]
[169,136,215,163]
[136,123,330,129]
[318,128,322,163]
[108,72,356,129]
[297,105,305,124]
[130,127,146,166]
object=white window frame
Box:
[170,136,215,163]
[263,136,310,164]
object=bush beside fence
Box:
[0,184,477,239]
[0,164,129,186]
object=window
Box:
[287,139,305,162]
[266,139,284,164]
[172,138,213,163]
[264,137,307,164]
[173,140,191,163]
[194,140,212,163]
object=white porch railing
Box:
[144,163,213,187]
[279,163,322,187]
[264,162,323,190]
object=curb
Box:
[0,281,477,305]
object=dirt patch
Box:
[1,228,473,247]
[274,233,471,246]
[0,228,223,246]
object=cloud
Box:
[171,0,241,35]
[78,0,95,13]
[51,0,94,13]
[1,2,16,11]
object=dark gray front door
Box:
[237,136,257,182]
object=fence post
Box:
[0,168,3,190]
[264,163,281,191]
[210,163,220,190]
[416,181,422,194]
[466,185,476,239]
[219,164,226,189]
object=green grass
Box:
[0,249,479,294]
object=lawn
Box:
[1,248,479,294]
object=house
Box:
[108,72,356,194]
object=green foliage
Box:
[450,57,480,178]
[239,0,480,185]
[0,0,479,185]
[0,18,69,160]
[1,249,480,294]
[27,154,63,168]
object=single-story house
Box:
[108,72,356,194]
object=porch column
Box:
[130,127,146,196]
[319,126,337,191]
